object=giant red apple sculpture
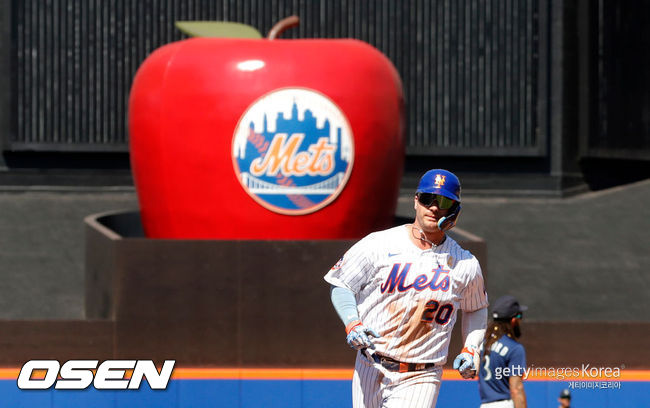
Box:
[129,17,404,239]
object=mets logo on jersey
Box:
[232,88,354,215]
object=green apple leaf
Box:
[175,21,262,39]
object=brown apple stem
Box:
[267,15,300,40]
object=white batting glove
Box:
[453,346,480,379]
[345,321,379,350]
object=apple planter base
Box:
[84,210,486,365]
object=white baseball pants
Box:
[352,351,442,408]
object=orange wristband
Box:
[461,346,475,356]
[345,320,363,335]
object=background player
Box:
[325,169,488,407]
[557,389,571,407]
[478,295,528,408]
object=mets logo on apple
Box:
[232,88,354,215]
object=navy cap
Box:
[559,389,571,399]
[491,295,528,320]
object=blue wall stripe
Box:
[1,379,648,407]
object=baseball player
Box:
[478,295,528,408]
[325,169,488,408]
[557,389,571,407]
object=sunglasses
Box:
[417,193,456,210]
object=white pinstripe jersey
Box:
[325,224,488,365]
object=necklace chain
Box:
[411,225,444,248]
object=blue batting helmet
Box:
[416,169,461,202]
[416,169,462,231]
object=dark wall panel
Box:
[588,0,650,159]
[401,0,540,155]
[10,0,542,156]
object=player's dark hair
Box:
[482,320,516,362]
